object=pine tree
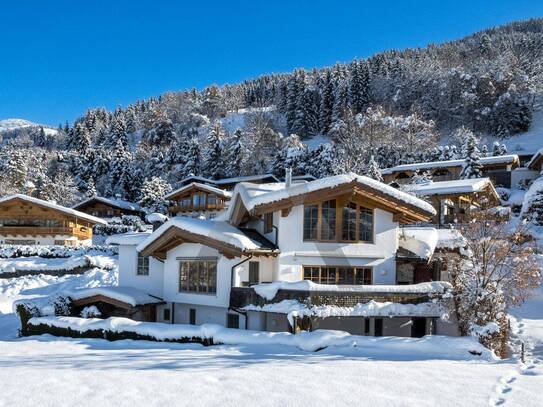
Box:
[480,144,489,157]
[203,124,225,179]
[318,70,334,134]
[107,139,133,197]
[107,110,129,149]
[366,155,383,182]
[184,137,202,176]
[460,134,483,179]
[224,129,244,177]
[138,176,172,213]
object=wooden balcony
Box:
[0,226,90,240]
[230,286,434,308]
[169,203,226,213]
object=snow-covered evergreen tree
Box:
[203,124,225,179]
[460,133,483,179]
[138,177,172,213]
[365,155,383,182]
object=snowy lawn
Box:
[0,266,539,406]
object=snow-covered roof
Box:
[106,231,152,246]
[214,173,279,185]
[405,178,497,197]
[229,173,437,218]
[526,148,543,170]
[0,194,107,225]
[146,213,168,223]
[72,196,141,212]
[66,286,163,307]
[399,227,439,259]
[253,280,451,301]
[164,182,232,200]
[137,216,276,254]
[435,228,467,250]
[381,155,519,175]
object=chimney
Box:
[285,167,292,188]
[24,181,36,197]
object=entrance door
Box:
[411,318,427,338]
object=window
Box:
[192,194,200,208]
[4,239,36,245]
[163,308,171,321]
[303,266,372,285]
[137,255,149,275]
[249,262,259,285]
[303,204,318,240]
[189,309,196,325]
[359,207,373,243]
[364,318,370,335]
[342,202,357,241]
[320,200,336,240]
[303,200,373,243]
[179,260,217,294]
[208,195,217,206]
[374,318,383,336]
[227,313,240,329]
[263,212,273,234]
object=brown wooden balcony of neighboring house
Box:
[0,226,90,240]
[230,286,437,309]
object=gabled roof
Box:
[72,196,142,212]
[137,217,279,259]
[381,155,519,175]
[405,178,500,200]
[214,174,279,186]
[106,231,152,246]
[0,194,107,225]
[227,173,437,225]
[527,148,543,170]
[164,182,232,201]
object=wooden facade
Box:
[72,197,143,219]
[0,195,105,246]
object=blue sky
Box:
[1,1,542,126]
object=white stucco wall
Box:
[117,245,164,298]
[162,243,240,308]
[274,206,398,284]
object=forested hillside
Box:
[0,19,542,209]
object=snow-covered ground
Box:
[0,255,541,406]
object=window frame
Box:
[302,265,373,285]
[263,212,274,234]
[302,199,374,244]
[178,259,218,295]
[137,254,150,276]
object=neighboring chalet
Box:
[382,155,520,188]
[0,194,106,246]
[164,182,232,219]
[97,173,461,338]
[404,178,501,226]
[165,174,281,219]
[72,196,144,219]
[176,174,280,191]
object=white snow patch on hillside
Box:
[0,118,58,135]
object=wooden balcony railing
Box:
[0,226,90,240]
[230,287,434,308]
[169,203,226,213]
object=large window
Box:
[342,202,357,241]
[303,266,372,285]
[303,204,319,240]
[179,260,217,294]
[320,200,336,240]
[137,255,149,275]
[303,200,374,243]
[359,207,373,242]
[263,212,273,234]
